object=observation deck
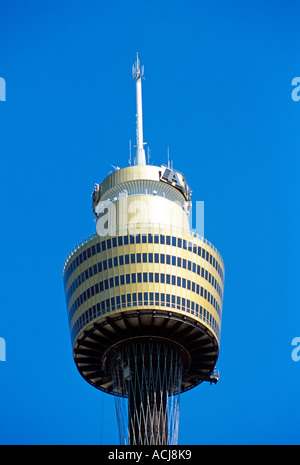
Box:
[63,222,224,395]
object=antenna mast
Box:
[132,53,146,166]
[129,140,132,166]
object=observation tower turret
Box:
[63,54,225,445]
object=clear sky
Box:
[0,0,299,445]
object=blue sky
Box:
[0,0,299,445]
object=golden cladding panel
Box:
[64,229,224,348]
[117,195,190,234]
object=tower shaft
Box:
[110,340,182,445]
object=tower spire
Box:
[132,53,146,166]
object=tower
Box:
[63,54,224,445]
